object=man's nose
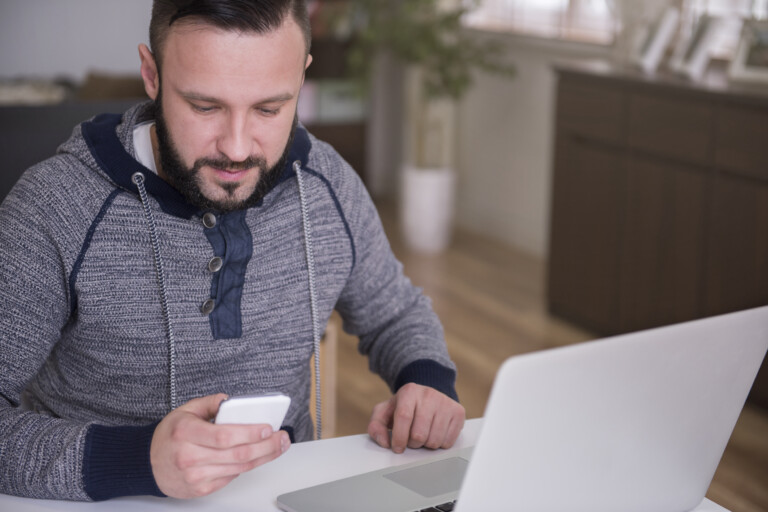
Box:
[217,113,254,163]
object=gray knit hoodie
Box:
[0,102,457,501]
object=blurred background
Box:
[1,1,767,511]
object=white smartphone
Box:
[214,392,290,431]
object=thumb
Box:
[179,393,229,420]
[368,397,396,448]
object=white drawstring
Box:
[293,160,322,440]
[132,172,179,411]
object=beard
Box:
[152,93,296,213]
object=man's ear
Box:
[138,44,160,101]
[301,54,313,87]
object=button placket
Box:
[202,213,219,315]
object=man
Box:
[0,0,465,503]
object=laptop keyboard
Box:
[416,500,456,511]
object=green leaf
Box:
[336,0,515,100]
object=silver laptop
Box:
[277,306,768,512]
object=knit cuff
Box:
[394,359,459,402]
[83,422,165,501]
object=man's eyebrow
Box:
[180,91,294,104]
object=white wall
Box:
[455,33,610,258]
[452,0,674,258]
[0,0,152,81]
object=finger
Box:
[443,411,466,449]
[179,431,288,467]
[407,400,436,450]
[180,418,276,450]
[367,399,394,448]
[390,396,416,454]
[180,458,266,498]
[180,393,229,421]
[245,432,291,467]
[422,406,452,450]
[212,431,291,474]
[178,431,290,493]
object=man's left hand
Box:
[368,383,466,454]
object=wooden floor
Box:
[330,200,768,512]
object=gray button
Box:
[202,212,217,229]
[208,256,223,273]
[201,299,215,315]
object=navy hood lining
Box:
[81,112,312,219]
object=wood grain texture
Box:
[329,199,768,512]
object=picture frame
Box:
[631,6,681,74]
[669,15,723,81]
[729,19,768,85]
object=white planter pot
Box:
[400,165,456,253]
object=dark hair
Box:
[149,0,311,69]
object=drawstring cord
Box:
[132,172,179,411]
[294,160,323,440]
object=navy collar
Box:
[81,112,312,219]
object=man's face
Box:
[141,17,311,211]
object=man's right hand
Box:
[150,393,290,499]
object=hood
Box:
[57,101,313,219]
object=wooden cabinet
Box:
[715,104,768,181]
[705,174,768,316]
[547,62,768,408]
[619,157,707,333]
[549,140,624,333]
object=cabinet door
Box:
[619,157,707,332]
[715,104,768,182]
[548,136,624,334]
[704,173,768,316]
[627,91,713,167]
[556,78,624,145]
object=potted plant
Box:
[331,0,516,252]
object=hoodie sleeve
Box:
[0,169,163,501]
[0,172,92,500]
[332,162,458,401]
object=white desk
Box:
[1,418,729,511]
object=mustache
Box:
[194,155,267,172]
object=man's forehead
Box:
[162,15,307,55]
[158,16,308,103]
[162,16,305,62]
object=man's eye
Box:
[192,104,216,113]
[259,107,279,117]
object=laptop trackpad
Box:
[383,457,469,498]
